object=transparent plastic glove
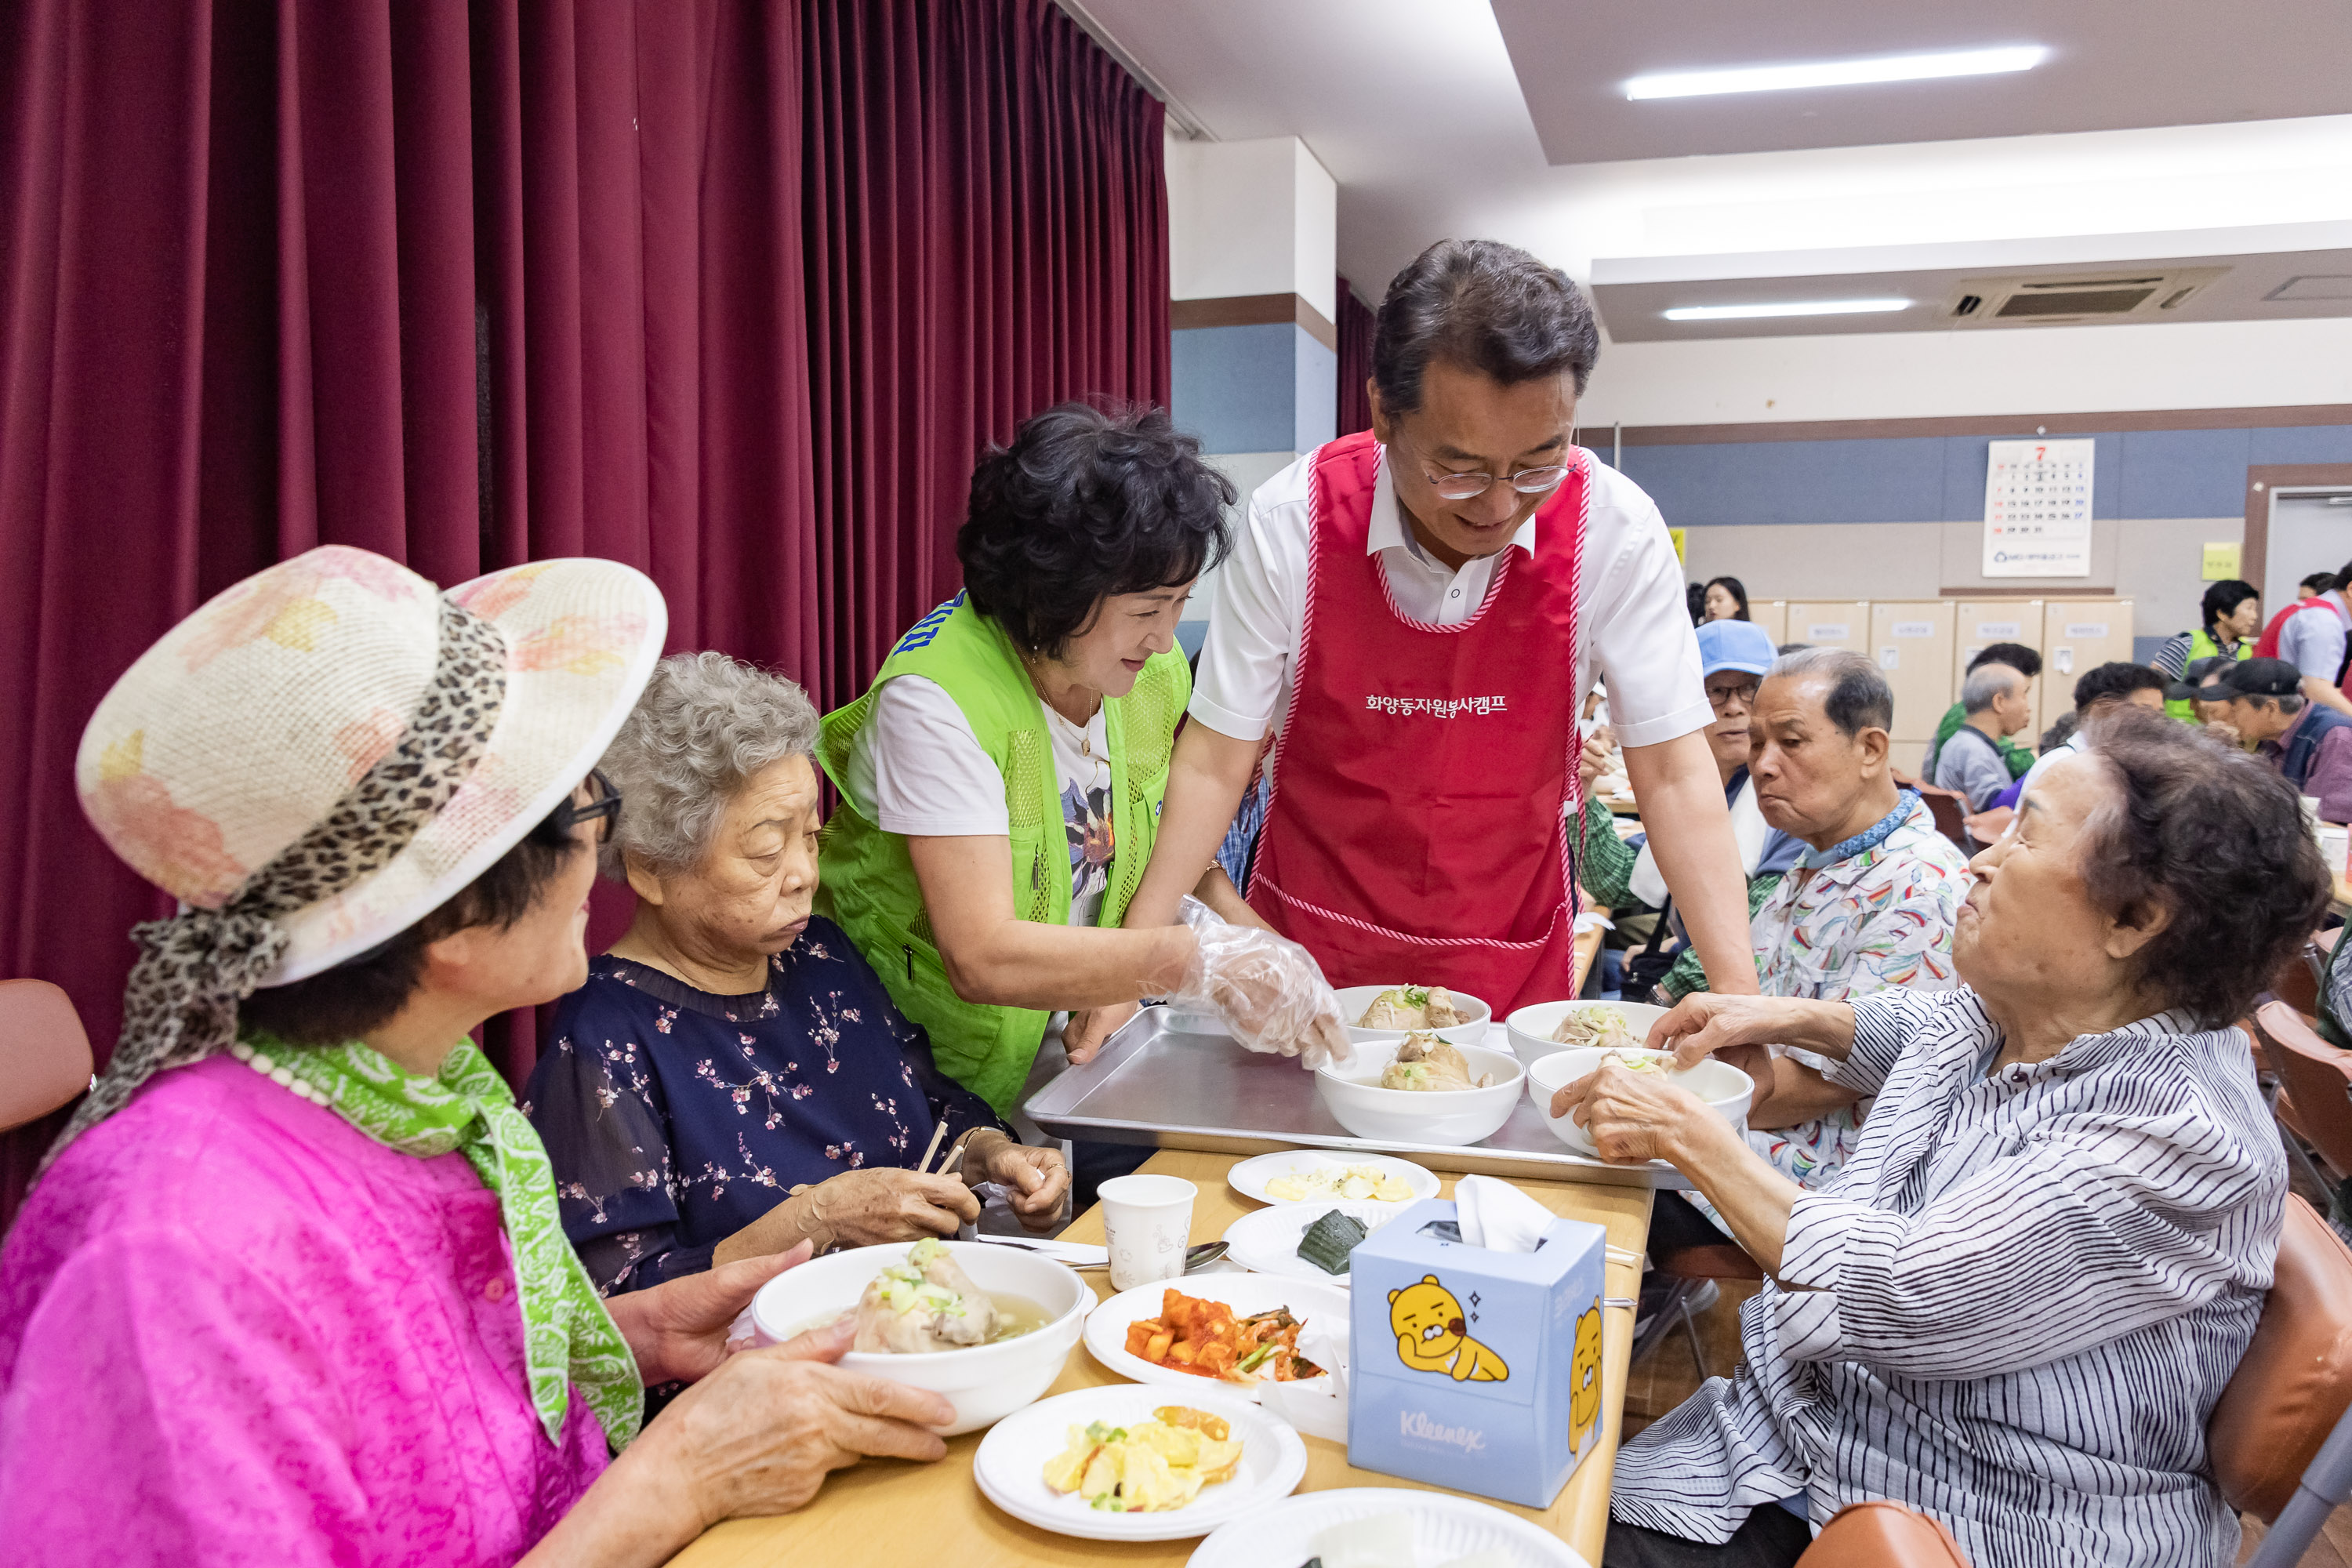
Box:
[1170,896,1352,1069]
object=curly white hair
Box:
[598,652,821,878]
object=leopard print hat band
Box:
[49,599,510,1162]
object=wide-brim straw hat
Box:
[78,546,667,984]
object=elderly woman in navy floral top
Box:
[528,653,1069,1294]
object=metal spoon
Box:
[1066,1241,1229,1273]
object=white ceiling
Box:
[1065,0,2352,339]
[1490,0,2352,163]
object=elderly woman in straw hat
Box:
[0,547,955,1564]
[526,652,1069,1297]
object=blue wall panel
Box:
[2118,427,2249,518]
[1171,323,1299,452]
[2250,425,2352,466]
[1293,328,1338,452]
[1617,422,2350,524]
[1621,435,1948,525]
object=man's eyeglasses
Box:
[1706,681,1761,711]
[535,768,623,847]
[1395,433,1570,503]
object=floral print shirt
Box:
[1692,800,1971,1229]
[524,918,1006,1295]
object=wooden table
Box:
[673,1150,1652,1567]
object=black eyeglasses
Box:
[534,768,622,847]
[1707,681,1761,710]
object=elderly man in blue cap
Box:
[1576,619,1802,1005]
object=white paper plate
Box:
[973,1384,1307,1543]
[1227,1149,1439,1208]
[1185,1486,1592,1568]
[1221,1200,1403,1287]
[1083,1272,1350,1403]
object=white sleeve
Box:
[1582,470,1712,750]
[846,677,1012,837]
[1188,459,1310,742]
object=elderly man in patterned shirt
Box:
[1656,648,1973,1255]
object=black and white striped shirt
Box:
[1611,988,2285,1567]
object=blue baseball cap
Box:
[1696,618,1777,677]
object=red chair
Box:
[0,978,94,1132]
[2210,1194,2352,1526]
[1911,782,1971,851]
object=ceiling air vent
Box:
[1944,266,2227,327]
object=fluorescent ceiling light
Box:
[1664,299,1912,321]
[1626,46,2047,101]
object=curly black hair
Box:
[957,403,1235,658]
[1373,239,1600,414]
[2073,704,2328,1029]
[2069,660,2166,711]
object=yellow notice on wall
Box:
[1669,527,1686,564]
[2201,542,2241,581]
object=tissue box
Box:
[1346,1197,1607,1508]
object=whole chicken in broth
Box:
[1357,985,1462,1031]
[1377,1032,1490,1092]
[853,1238,1001,1352]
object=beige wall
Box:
[1682,517,2241,642]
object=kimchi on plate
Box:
[1122,1287,1323,1385]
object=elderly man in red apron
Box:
[1081,240,1756,1054]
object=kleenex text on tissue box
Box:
[1346,1197,1607,1508]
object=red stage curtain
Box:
[1336,274,1375,437]
[0,0,1167,1225]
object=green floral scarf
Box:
[232,1033,643,1448]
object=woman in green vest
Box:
[816,404,1348,1127]
[2155,579,2258,720]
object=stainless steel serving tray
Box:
[1023,1005,1691,1189]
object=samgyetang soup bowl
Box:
[1314,1041,1524,1146]
[747,1240,1090,1435]
[1526,1046,1755,1156]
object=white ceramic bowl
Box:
[1525,1046,1755,1156]
[748,1240,1090,1435]
[1503,997,1668,1069]
[1314,1041,1524,1146]
[1331,984,1492,1047]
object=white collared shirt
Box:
[1189,444,1711,751]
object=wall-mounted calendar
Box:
[1983,438,2093,578]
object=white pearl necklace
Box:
[228,1038,336,1106]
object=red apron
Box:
[1247,431,1588,1014]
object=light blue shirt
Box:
[2278,593,2350,682]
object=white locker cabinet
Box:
[1786,601,1868,654]
[1951,601,2043,703]
[1748,600,1789,644]
[2038,600,2137,738]
[1869,601,1957,746]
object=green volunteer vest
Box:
[814,592,1187,1114]
[2164,627,2249,721]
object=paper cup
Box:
[1099,1174,1196,1291]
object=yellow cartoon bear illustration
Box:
[1570,1301,1603,1449]
[1388,1275,1510,1383]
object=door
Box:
[2038,600,2137,737]
[1869,601,1956,748]
[2264,492,2352,617]
[1785,602,1867,654]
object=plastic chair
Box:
[1911,782,1970,851]
[0,978,94,1132]
[1795,1501,1969,1566]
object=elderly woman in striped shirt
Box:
[1558,705,2324,1568]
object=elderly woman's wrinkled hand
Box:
[1643,990,1786,1081]
[1550,1058,1708,1166]
[642,1316,955,1526]
[967,1131,1070,1232]
[801,1167,981,1249]
[1577,727,1614,794]
[606,1241,815,1387]
[1170,897,1352,1069]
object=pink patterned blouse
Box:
[0,1056,609,1565]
